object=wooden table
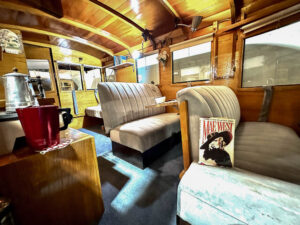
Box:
[145,100,178,109]
[0,128,104,225]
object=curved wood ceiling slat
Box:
[0,7,121,52]
[168,0,230,22]
[160,0,181,18]
[0,0,285,56]
[0,0,130,50]
[0,23,114,56]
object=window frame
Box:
[83,65,102,90]
[104,65,116,82]
[135,51,160,85]
[26,59,54,92]
[171,41,213,84]
[240,15,300,89]
[57,61,84,92]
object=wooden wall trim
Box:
[179,100,191,178]
[241,3,300,34]
[216,0,300,36]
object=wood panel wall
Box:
[114,19,300,135]
[116,59,137,83]
[51,46,102,66]
[116,66,137,83]
[158,30,240,113]
[0,30,28,109]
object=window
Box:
[84,66,101,89]
[242,21,300,87]
[172,42,211,83]
[136,53,159,85]
[26,59,52,92]
[105,68,116,82]
[58,63,83,91]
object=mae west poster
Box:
[199,118,235,167]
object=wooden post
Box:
[231,31,237,78]
[0,46,3,61]
[179,100,191,179]
[213,21,219,79]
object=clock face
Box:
[0,29,23,54]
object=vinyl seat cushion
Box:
[235,122,300,184]
[85,105,102,118]
[110,113,180,152]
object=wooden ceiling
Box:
[0,0,298,58]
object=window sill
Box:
[170,80,212,87]
[60,90,86,93]
[237,84,300,92]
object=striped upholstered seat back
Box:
[98,82,165,133]
[176,86,241,162]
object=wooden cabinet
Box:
[0,129,104,225]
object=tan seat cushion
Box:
[235,122,300,184]
[110,113,180,152]
[85,105,102,118]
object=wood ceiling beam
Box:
[242,0,282,17]
[23,40,60,49]
[229,0,236,23]
[89,0,145,33]
[0,23,114,56]
[202,9,231,23]
[229,0,241,23]
[0,0,130,50]
[21,0,63,18]
[159,0,180,18]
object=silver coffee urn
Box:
[1,68,45,112]
[0,68,45,156]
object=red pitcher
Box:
[16,105,73,150]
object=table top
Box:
[145,100,178,109]
[0,128,91,167]
[0,111,18,122]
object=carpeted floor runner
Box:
[80,126,183,225]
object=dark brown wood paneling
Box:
[0,128,104,225]
[22,0,63,18]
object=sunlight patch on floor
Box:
[103,152,158,214]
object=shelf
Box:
[108,62,134,70]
